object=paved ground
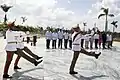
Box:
[0,37,44,80]
[0,37,120,80]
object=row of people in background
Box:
[45,29,72,49]
[45,28,113,50]
[82,30,112,49]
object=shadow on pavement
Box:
[71,74,108,80]
[2,67,43,80]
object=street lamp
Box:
[21,16,27,24]
[1,4,12,39]
[1,4,12,25]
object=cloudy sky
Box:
[0,0,120,32]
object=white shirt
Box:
[94,34,99,39]
[45,31,52,40]
[84,34,90,41]
[81,35,85,39]
[5,29,18,51]
[58,31,63,39]
[52,32,58,40]
[107,34,112,41]
[72,32,83,51]
[64,33,69,39]
[16,31,26,49]
[89,31,94,40]
[69,34,72,40]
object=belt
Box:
[73,44,80,45]
[8,42,17,44]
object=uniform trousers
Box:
[69,49,96,72]
[46,39,50,49]
[58,39,63,49]
[52,40,57,49]
[64,39,68,49]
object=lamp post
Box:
[0,4,12,39]
[1,4,12,25]
[21,16,27,24]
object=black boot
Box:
[36,56,43,60]
[14,66,21,69]
[34,60,43,66]
[95,52,101,59]
[3,74,12,78]
[69,71,78,74]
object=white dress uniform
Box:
[84,34,90,41]
[107,34,112,41]
[84,34,90,49]
[45,31,52,49]
[58,31,63,39]
[64,32,69,49]
[69,34,72,40]
[72,32,83,51]
[64,32,69,39]
[52,32,58,40]
[16,31,26,49]
[5,29,18,51]
[45,31,52,40]
[94,34,99,40]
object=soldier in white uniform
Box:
[45,29,52,49]
[63,30,69,49]
[14,31,43,69]
[3,22,42,78]
[58,29,63,49]
[52,30,58,49]
[69,25,101,74]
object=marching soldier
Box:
[3,22,42,78]
[69,25,101,74]
[14,30,43,69]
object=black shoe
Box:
[14,66,21,69]
[36,56,43,60]
[95,52,101,59]
[3,74,12,78]
[69,71,78,74]
[34,60,43,66]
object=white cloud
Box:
[0,0,81,29]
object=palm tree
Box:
[1,4,12,25]
[111,21,118,32]
[21,17,27,24]
[98,7,114,32]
